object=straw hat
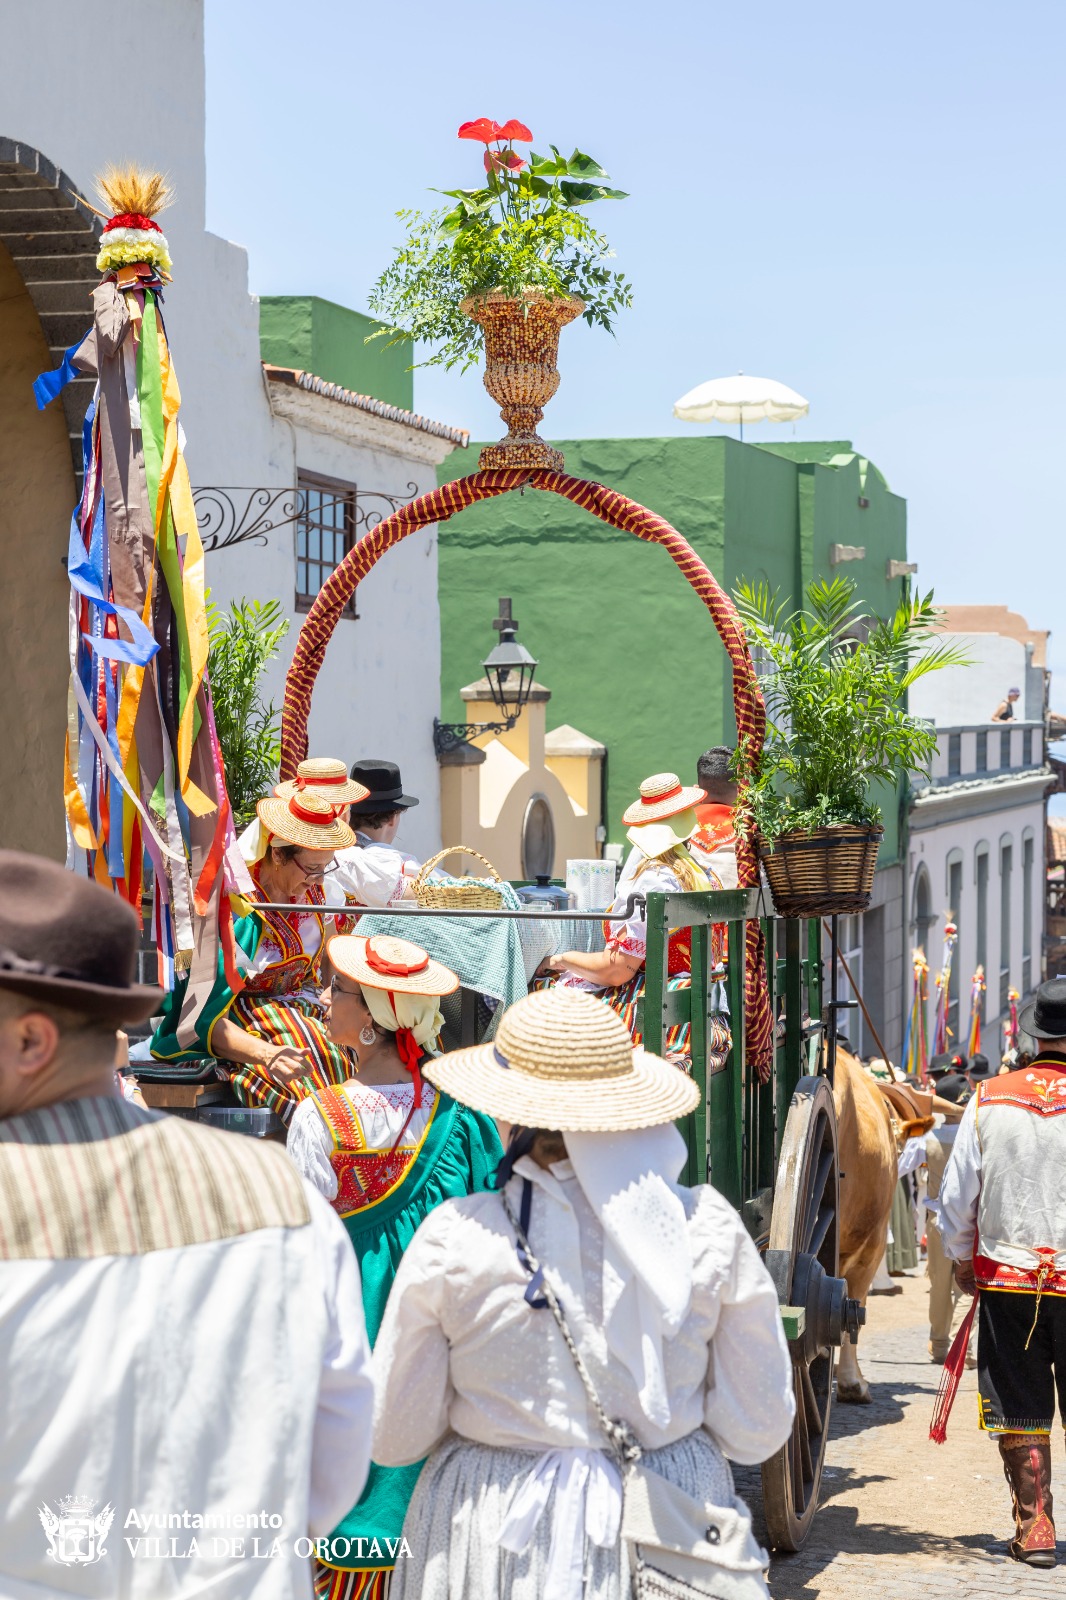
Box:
[423,987,700,1132]
[274,757,370,807]
[256,791,355,852]
[328,934,459,997]
[622,772,705,827]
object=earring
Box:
[359,1024,377,1047]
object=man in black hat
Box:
[348,758,423,875]
[936,976,1066,1566]
[0,850,373,1591]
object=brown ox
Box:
[832,1049,900,1403]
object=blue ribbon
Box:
[67,500,159,668]
[34,333,90,411]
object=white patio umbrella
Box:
[673,372,809,440]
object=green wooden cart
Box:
[642,885,864,1551]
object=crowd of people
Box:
[4,736,1066,1593]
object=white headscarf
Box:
[563,1115,692,1430]
[359,985,444,1052]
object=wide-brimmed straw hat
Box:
[328,934,459,997]
[274,757,370,807]
[622,772,705,827]
[0,850,159,1022]
[423,986,700,1132]
[256,792,355,852]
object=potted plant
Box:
[732,576,968,918]
[206,596,289,830]
[368,118,631,470]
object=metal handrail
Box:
[249,893,649,923]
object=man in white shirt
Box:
[0,850,374,1598]
[347,759,423,881]
[936,976,1066,1568]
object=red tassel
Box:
[930,1296,978,1443]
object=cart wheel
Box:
[760,1076,847,1551]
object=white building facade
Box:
[907,607,1051,1055]
[0,0,464,861]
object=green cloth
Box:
[322,1090,502,1572]
[149,907,263,1062]
[887,1175,919,1273]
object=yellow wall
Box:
[0,242,75,856]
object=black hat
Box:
[968,1052,996,1080]
[0,850,159,1022]
[1019,978,1066,1041]
[937,1075,972,1106]
[928,1051,966,1079]
[347,760,419,816]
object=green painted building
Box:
[259,295,412,410]
[437,434,910,1059]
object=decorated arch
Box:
[281,466,774,1072]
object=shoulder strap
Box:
[501,1180,642,1466]
[312,1086,363,1153]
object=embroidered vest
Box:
[313,1085,430,1219]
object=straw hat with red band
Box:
[255,791,355,852]
[621,772,705,827]
[274,757,370,808]
[327,934,459,998]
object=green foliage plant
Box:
[732,576,970,846]
[206,596,290,830]
[368,117,632,371]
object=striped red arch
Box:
[280,467,772,1074]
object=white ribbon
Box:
[498,1448,622,1600]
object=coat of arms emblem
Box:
[38,1495,114,1565]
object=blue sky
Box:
[206,0,1063,691]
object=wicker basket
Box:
[414,845,505,911]
[760,824,883,919]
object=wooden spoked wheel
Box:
[761,1076,842,1551]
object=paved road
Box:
[734,1269,1064,1597]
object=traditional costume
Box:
[372,987,794,1600]
[152,792,357,1122]
[934,978,1066,1568]
[286,935,503,1600]
[558,773,729,1065]
[0,852,374,1600]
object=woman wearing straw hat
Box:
[288,933,503,1600]
[371,986,794,1600]
[151,790,359,1120]
[544,773,728,1063]
[238,758,414,912]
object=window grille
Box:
[295,474,358,619]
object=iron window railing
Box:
[295,473,359,619]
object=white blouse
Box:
[371,1155,794,1467]
[287,1082,435,1202]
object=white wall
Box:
[2,0,450,861]
[909,633,1029,726]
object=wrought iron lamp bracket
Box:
[433,715,519,757]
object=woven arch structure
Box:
[281,467,773,1072]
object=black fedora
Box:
[347,760,419,816]
[1019,978,1066,1041]
[0,851,159,1022]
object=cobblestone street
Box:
[735,1270,1066,1598]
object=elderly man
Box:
[0,851,373,1597]
[936,976,1066,1568]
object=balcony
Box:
[925,721,1044,786]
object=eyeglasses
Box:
[330,976,360,998]
[292,857,341,880]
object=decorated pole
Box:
[967,966,986,1057]
[902,947,930,1080]
[931,918,958,1056]
[35,165,248,1026]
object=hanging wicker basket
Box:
[759,824,883,919]
[413,845,505,911]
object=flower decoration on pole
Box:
[33,164,251,1036]
[1004,987,1020,1055]
[967,965,986,1057]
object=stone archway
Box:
[0,140,100,855]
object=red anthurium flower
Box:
[458,118,499,143]
[485,149,527,174]
[459,117,533,144]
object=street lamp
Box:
[433,598,539,757]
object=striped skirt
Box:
[314,1568,390,1600]
[222,993,356,1124]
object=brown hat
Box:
[0,851,160,1022]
